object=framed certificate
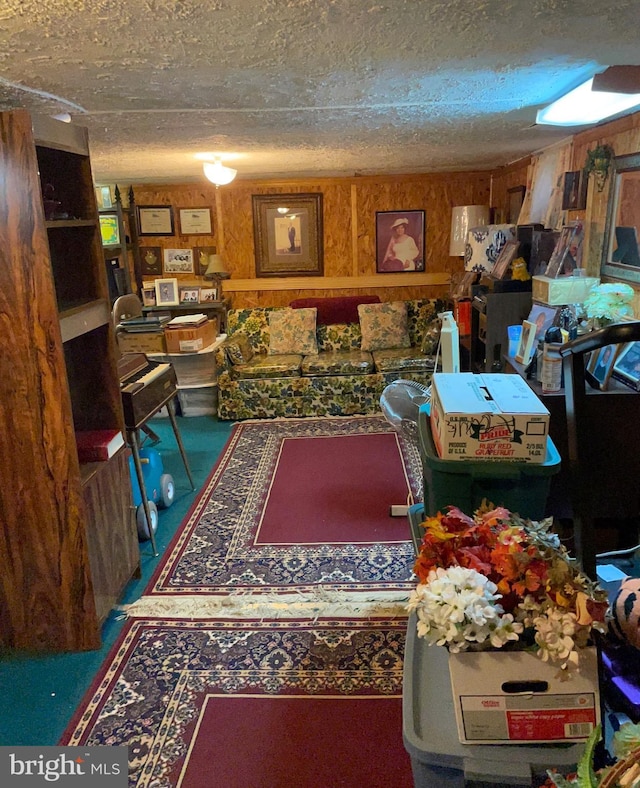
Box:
[136,205,174,236]
[179,207,213,235]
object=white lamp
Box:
[203,158,237,188]
[449,206,490,256]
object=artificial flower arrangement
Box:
[407,502,609,674]
[583,282,635,324]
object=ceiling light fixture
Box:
[203,158,237,188]
[536,77,640,127]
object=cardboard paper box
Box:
[430,373,549,462]
[532,275,599,306]
[164,319,217,353]
[116,330,167,354]
[449,648,599,744]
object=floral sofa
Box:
[214,295,444,420]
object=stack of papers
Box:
[166,314,208,329]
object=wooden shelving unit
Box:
[0,109,140,652]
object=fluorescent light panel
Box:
[536,77,640,126]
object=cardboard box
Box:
[430,373,549,462]
[449,648,600,744]
[532,274,599,306]
[116,329,167,354]
[164,319,217,353]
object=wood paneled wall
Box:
[129,172,490,308]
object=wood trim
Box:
[223,272,450,292]
[351,184,358,277]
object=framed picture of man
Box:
[586,344,620,390]
[375,210,425,272]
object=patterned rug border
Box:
[143,415,421,597]
[60,616,409,787]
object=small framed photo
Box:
[154,278,179,306]
[586,344,620,390]
[515,319,537,365]
[137,205,174,236]
[545,222,584,278]
[612,341,640,391]
[375,210,426,272]
[490,240,520,280]
[141,286,157,307]
[199,286,218,303]
[562,170,588,211]
[179,286,200,304]
[526,303,559,342]
[178,207,213,235]
[163,248,194,274]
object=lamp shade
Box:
[449,205,490,256]
[203,159,237,187]
[204,253,229,279]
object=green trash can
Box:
[417,403,561,522]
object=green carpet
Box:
[0,414,233,746]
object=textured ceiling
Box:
[1,0,639,184]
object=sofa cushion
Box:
[233,353,302,380]
[301,350,374,376]
[290,295,380,325]
[358,301,411,351]
[268,307,318,355]
[372,348,436,374]
[224,332,255,365]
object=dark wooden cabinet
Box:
[0,110,139,652]
[470,286,532,373]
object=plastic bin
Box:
[417,403,560,520]
[402,608,586,787]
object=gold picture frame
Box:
[252,193,323,277]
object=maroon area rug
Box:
[146,416,421,595]
[60,617,412,788]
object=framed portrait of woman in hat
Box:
[376,210,425,273]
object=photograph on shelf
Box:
[612,341,640,390]
[526,303,559,341]
[179,286,200,304]
[136,205,174,236]
[544,221,584,278]
[450,270,479,300]
[178,207,213,235]
[154,278,180,306]
[252,193,323,277]
[514,319,537,365]
[141,246,162,277]
[199,286,218,302]
[586,343,620,391]
[562,170,588,211]
[490,239,520,280]
[375,210,425,272]
[193,245,217,275]
[141,286,157,307]
[163,248,194,274]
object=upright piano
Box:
[117,352,195,556]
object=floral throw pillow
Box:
[268,307,318,355]
[224,333,255,366]
[358,302,411,351]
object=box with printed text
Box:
[449,648,600,744]
[430,372,550,462]
[164,319,218,353]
